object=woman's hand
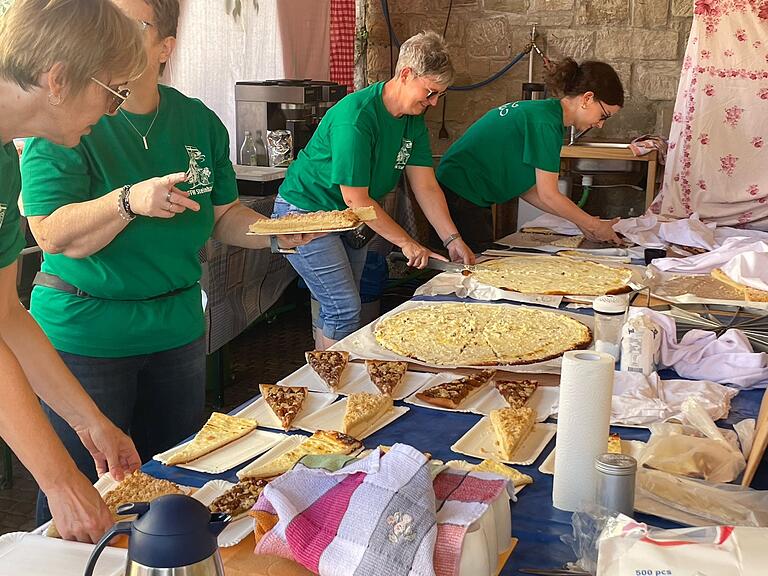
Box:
[129,172,200,218]
[580,217,623,245]
[74,417,141,482]
[45,471,114,543]
[448,237,475,265]
[276,232,325,249]
[401,240,447,269]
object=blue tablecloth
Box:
[142,296,767,575]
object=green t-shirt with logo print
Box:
[436,98,566,208]
[20,84,238,358]
[279,81,434,211]
[0,141,24,270]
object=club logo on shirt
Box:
[0,203,6,230]
[184,146,213,195]
[394,138,413,170]
[498,102,519,117]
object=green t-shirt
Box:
[0,142,24,270]
[279,82,434,211]
[436,98,566,208]
[21,85,238,357]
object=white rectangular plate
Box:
[296,398,409,440]
[234,392,337,431]
[406,379,558,422]
[470,385,559,421]
[442,460,528,495]
[192,480,255,547]
[451,419,556,466]
[538,439,647,475]
[236,435,306,480]
[153,429,288,474]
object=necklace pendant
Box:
[142,136,149,150]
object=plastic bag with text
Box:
[597,515,768,576]
[638,398,746,482]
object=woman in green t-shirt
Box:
[20,0,314,528]
[436,59,625,252]
[273,31,474,350]
[0,0,166,543]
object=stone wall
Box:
[363,0,693,154]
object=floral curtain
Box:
[650,1,768,230]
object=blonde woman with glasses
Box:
[0,0,187,543]
[20,0,316,528]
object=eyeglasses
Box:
[138,20,154,32]
[418,76,447,102]
[90,77,131,114]
[597,100,612,122]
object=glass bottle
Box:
[240,130,258,166]
[253,130,268,166]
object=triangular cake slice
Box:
[209,477,269,521]
[165,412,258,466]
[415,368,496,409]
[240,430,362,479]
[489,406,536,461]
[306,350,350,391]
[259,384,307,430]
[494,379,538,408]
[365,360,408,396]
[472,459,533,487]
[343,392,393,439]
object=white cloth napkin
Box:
[651,237,768,275]
[519,213,581,235]
[628,309,768,388]
[720,250,768,292]
[613,213,716,249]
[611,372,738,425]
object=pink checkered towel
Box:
[251,444,509,576]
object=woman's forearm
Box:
[27,190,129,259]
[341,186,415,248]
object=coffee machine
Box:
[235,79,346,165]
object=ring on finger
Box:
[167,201,173,212]
[166,190,172,203]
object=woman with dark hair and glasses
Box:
[20,0,316,527]
[436,58,625,252]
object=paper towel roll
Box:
[552,350,615,512]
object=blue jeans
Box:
[273,195,369,340]
[36,337,206,525]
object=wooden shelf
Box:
[561,144,659,207]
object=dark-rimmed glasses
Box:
[418,76,447,102]
[597,100,612,122]
[90,77,131,114]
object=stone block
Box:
[432,0,479,9]
[671,0,693,17]
[408,14,465,46]
[367,14,409,44]
[595,29,628,60]
[635,61,682,100]
[466,55,492,79]
[485,0,529,12]
[530,0,574,10]
[655,101,676,136]
[366,44,394,77]
[467,16,513,58]
[590,100,657,139]
[388,0,430,14]
[632,0,669,28]
[607,61,632,101]
[630,29,678,59]
[546,29,595,61]
[577,0,629,25]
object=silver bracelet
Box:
[442,232,461,248]
[117,185,136,222]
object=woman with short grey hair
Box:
[273,30,474,350]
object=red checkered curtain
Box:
[330,0,355,92]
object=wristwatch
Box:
[270,235,297,254]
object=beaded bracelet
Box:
[117,184,136,221]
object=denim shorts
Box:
[273,195,369,340]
